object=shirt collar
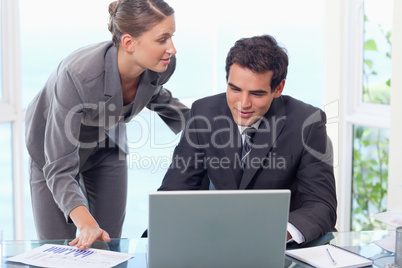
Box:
[237,117,263,135]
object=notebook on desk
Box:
[286,244,373,268]
[147,190,290,268]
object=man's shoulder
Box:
[277,95,327,127]
[281,95,322,114]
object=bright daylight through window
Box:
[12,0,326,239]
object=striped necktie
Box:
[241,127,256,168]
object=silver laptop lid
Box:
[148,190,290,268]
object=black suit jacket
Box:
[159,93,337,244]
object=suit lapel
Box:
[239,97,286,189]
[103,45,123,129]
[124,70,160,122]
[215,104,243,188]
[102,47,160,152]
[102,44,161,124]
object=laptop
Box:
[147,189,290,268]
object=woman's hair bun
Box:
[108,0,119,17]
[107,0,175,47]
[108,0,120,33]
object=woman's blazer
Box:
[25,41,189,217]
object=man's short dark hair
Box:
[225,35,288,92]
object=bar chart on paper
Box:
[6,244,134,268]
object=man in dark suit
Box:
[159,34,337,245]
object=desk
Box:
[1,231,396,267]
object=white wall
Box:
[388,0,402,210]
[324,0,345,231]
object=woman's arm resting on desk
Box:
[68,205,111,250]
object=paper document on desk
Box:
[6,244,134,268]
[286,244,373,268]
[372,210,402,227]
[372,236,396,253]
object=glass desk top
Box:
[0,230,396,268]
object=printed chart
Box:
[6,244,134,268]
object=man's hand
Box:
[287,231,292,241]
[68,206,111,250]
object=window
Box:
[362,0,392,105]
[168,0,325,107]
[19,0,111,109]
[125,0,327,238]
[350,0,392,231]
[16,0,326,239]
[329,0,395,231]
[352,125,389,230]
[0,1,3,100]
[125,114,178,237]
[19,0,112,240]
[0,123,13,240]
[1,0,24,240]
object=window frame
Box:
[343,0,392,232]
[344,0,391,127]
[1,0,24,239]
[387,0,402,214]
[325,0,397,232]
[4,0,401,238]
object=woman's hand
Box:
[69,225,111,250]
[68,206,111,250]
